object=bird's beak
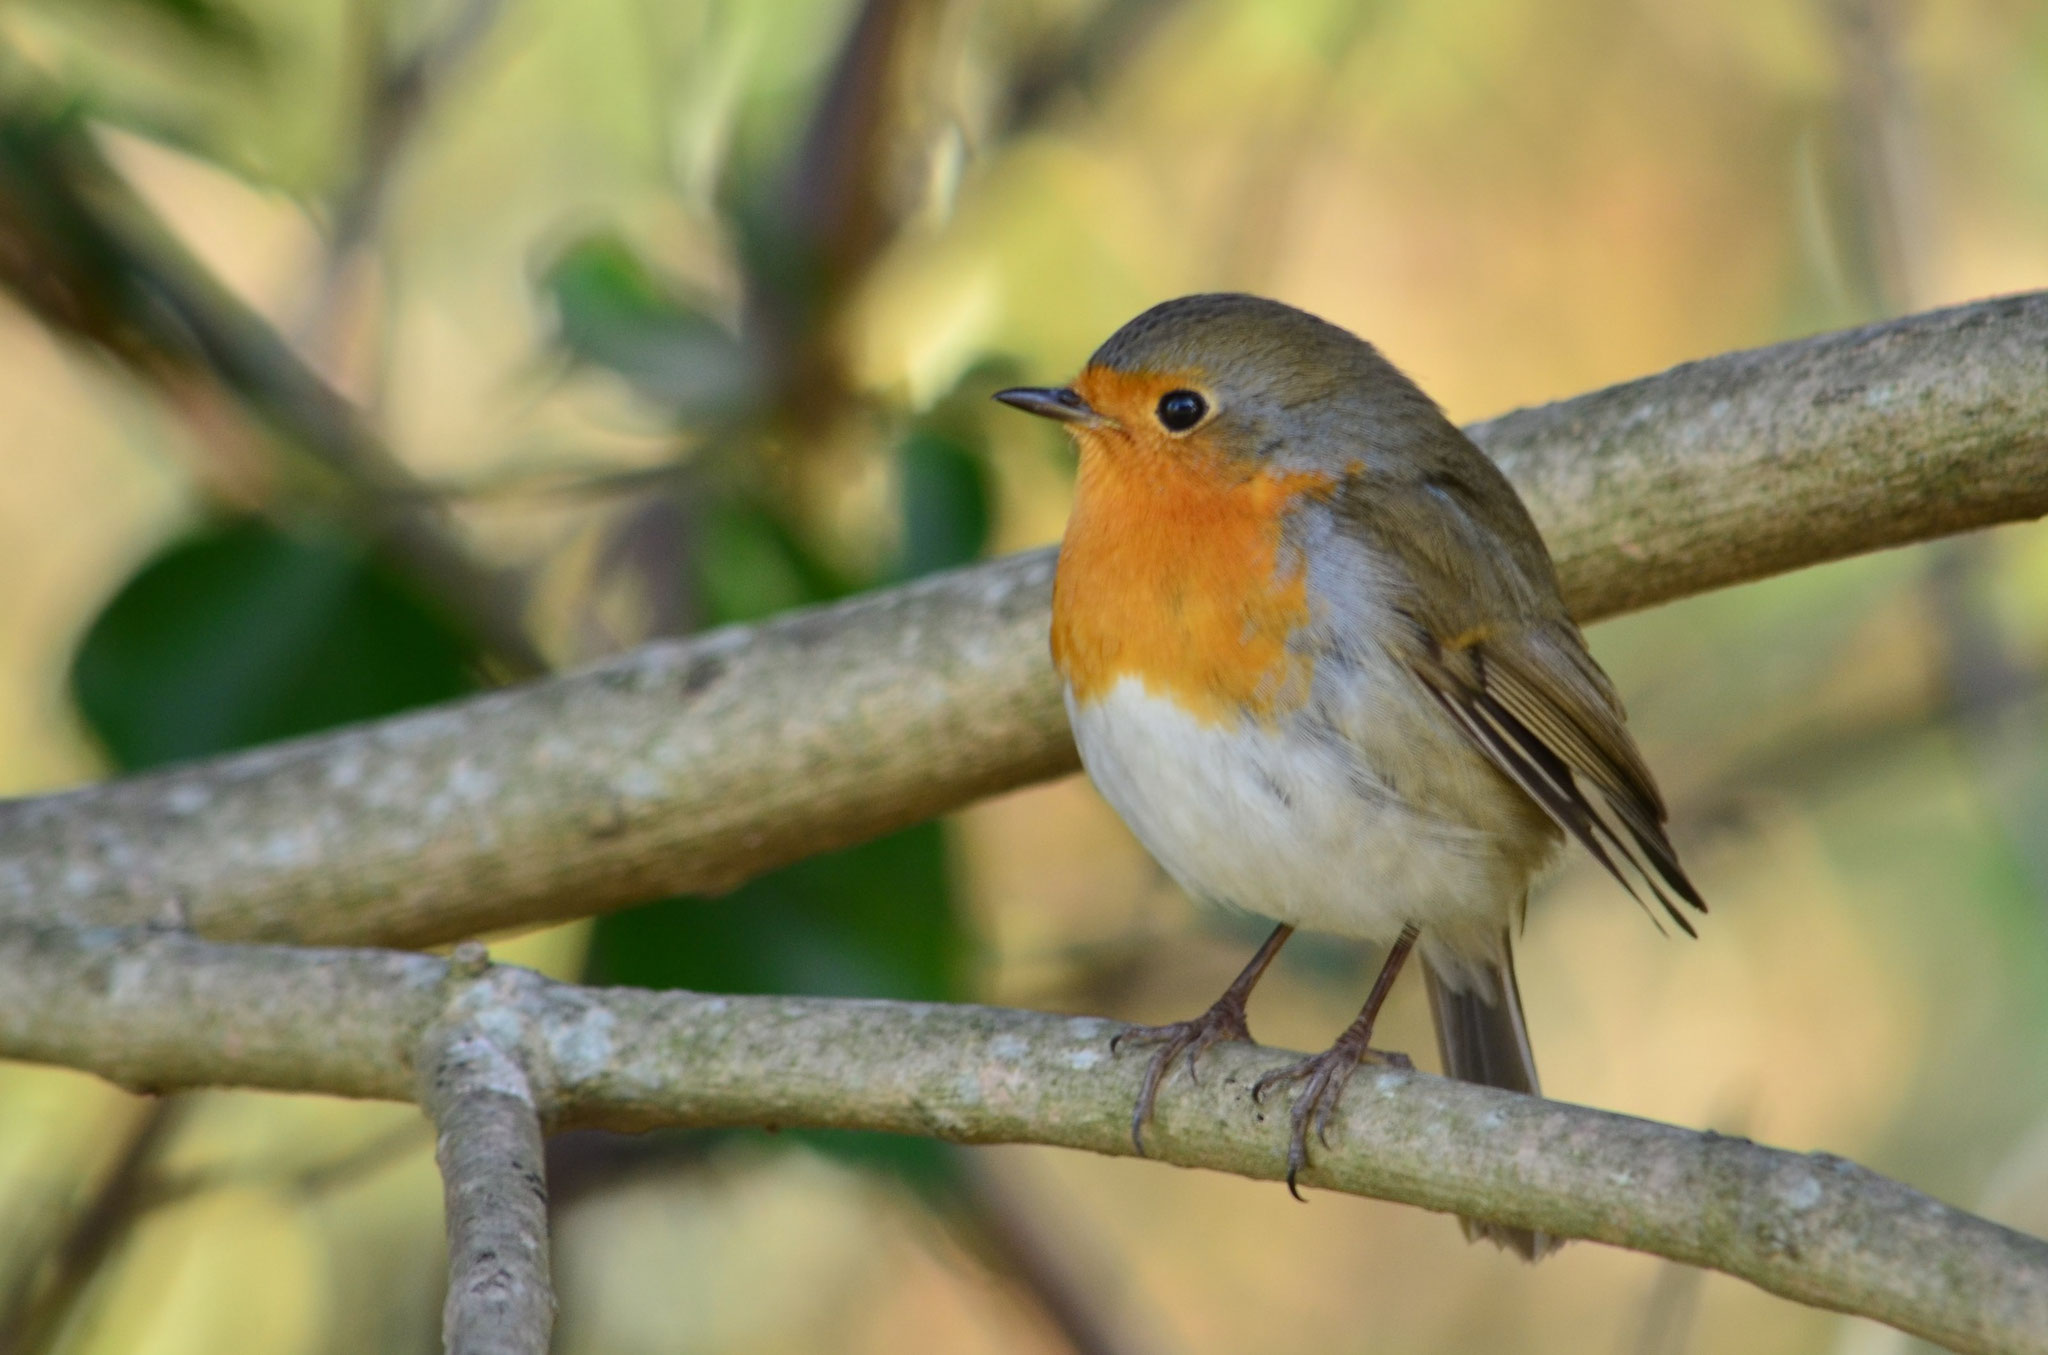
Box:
[992,386,1104,426]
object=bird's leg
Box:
[1112,923,1294,1154]
[1252,924,1420,1199]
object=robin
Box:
[995,293,1703,1259]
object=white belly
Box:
[1068,677,1528,956]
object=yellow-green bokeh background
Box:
[4,1,2048,1352]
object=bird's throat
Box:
[1052,438,1330,726]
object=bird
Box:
[994,293,1703,1259]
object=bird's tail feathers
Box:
[1423,936,1564,1262]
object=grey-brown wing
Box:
[1411,624,1705,933]
[1336,456,1706,932]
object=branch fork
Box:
[2,923,2044,1355]
[418,944,556,1355]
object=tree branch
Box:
[1,923,2041,1355]
[3,294,2046,948]
[419,944,555,1355]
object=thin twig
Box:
[299,0,508,361]
[995,0,1190,136]
[787,0,946,290]
[950,1154,1166,1355]
[0,1098,189,1355]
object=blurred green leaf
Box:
[55,0,260,53]
[695,495,852,623]
[585,820,964,1003]
[540,233,759,419]
[116,0,252,40]
[897,429,991,579]
[71,518,479,770]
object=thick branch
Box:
[1,924,2041,1355]
[1461,296,2048,621]
[419,948,555,1355]
[4,295,2047,948]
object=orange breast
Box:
[1052,422,1331,727]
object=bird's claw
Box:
[1111,998,1256,1155]
[1252,1044,1411,1200]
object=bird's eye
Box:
[1155,389,1208,433]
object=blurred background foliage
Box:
[1,0,2046,1352]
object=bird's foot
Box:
[1251,1037,1414,1200]
[1111,995,1257,1155]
